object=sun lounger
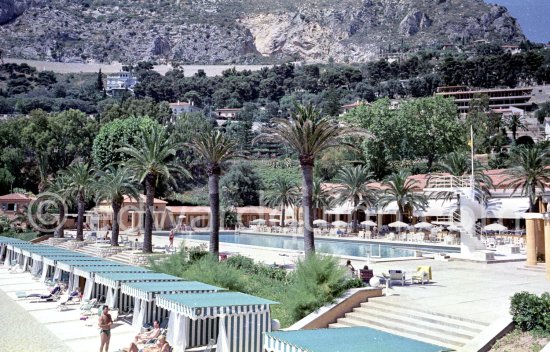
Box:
[411,265,432,285]
[383,270,406,286]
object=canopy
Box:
[121,281,224,301]
[263,327,445,352]
[379,201,399,215]
[56,259,120,273]
[484,197,529,219]
[331,221,347,227]
[250,219,266,225]
[414,222,433,229]
[95,272,182,289]
[156,292,277,319]
[360,220,377,227]
[388,221,409,228]
[483,223,508,232]
[313,219,328,225]
[42,255,95,267]
[72,264,148,280]
[413,199,457,217]
[268,219,280,223]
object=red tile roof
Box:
[0,193,35,202]
[166,206,210,214]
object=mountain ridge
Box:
[0,0,525,64]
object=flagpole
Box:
[470,125,475,199]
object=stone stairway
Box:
[329,297,489,350]
[108,251,135,265]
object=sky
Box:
[487,0,550,43]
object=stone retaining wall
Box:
[96,246,124,258]
[129,252,154,266]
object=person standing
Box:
[169,229,175,247]
[98,305,113,352]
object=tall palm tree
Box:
[312,178,334,220]
[61,163,95,241]
[47,176,70,238]
[119,125,189,253]
[377,170,427,222]
[262,177,300,228]
[255,104,364,256]
[505,113,526,143]
[94,167,140,246]
[501,145,550,212]
[334,165,377,233]
[188,129,240,257]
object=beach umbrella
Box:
[361,220,377,227]
[331,220,348,227]
[388,221,409,228]
[313,219,328,225]
[414,221,433,229]
[250,219,266,225]
[268,218,280,223]
[483,223,508,232]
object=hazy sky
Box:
[487,0,550,43]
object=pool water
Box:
[171,232,457,258]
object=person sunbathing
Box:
[141,335,170,352]
[26,283,62,299]
[125,320,161,352]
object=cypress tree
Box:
[96,69,104,91]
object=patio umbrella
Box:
[414,221,433,229]
[250,219,266,225]
[268,218,280,223]
[313,219,328,225]
[361,220,377,227]
[483,223,508,232]
[331,220,348,227]
[388,221,409,228]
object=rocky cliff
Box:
[0,0,525,64]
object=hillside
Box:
[0,0,524,64]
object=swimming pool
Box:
[165,232,458,258]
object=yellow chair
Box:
[411,265,432,284]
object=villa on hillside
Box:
[106,71,138,97]
[0,193,35,220]
[169,101,201,116]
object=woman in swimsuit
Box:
[98,305,113,352]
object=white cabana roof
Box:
[379,201,399,215]
[484,197,530,219]
[121,281,224,301]
[413,199,457,217]
[325,202,353,215]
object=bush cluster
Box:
[510,291,550,333]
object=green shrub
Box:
[226,255,288,282]
[510,291,550,332]
[182,256,249,292]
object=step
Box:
[365,299,488,327]
[347,309,476,341]
[328,323,352,328]
[335,316,465,350]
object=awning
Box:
[326,201,375,215]
[121,281,224,302]
[263,327,444,352]
[156,292,277,320]
[95,272,182,289]
[56,259,119,273]
[379,201,399,215]
[42,255,95,267]
[72,265,149,280]
[484,197,530,219]
[413,199,457,217]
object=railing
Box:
[426,175,471,189]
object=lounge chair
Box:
[383,270,406,286]
[411,265,432,285]
[359,268,374,284]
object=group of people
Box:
[98,309,170,352]
[25,282,81,301]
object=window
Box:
[6,203,16,211]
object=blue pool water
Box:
[169,232,458,258]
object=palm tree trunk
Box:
[208,172,220,257]
[301,163,315,256]
[111,200,121,247]
[143,173,155,253]
[352,197,358,233]
[529,183,537,212]
[76,194,84,241]
[281,206,285,228]
[397,205,404,222]
[57,206,65,238]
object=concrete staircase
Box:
[107,251,135,265]
[329,298,489,350]
[73,243,102,257]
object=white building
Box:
[169,101,201,116]
[106,71,138,96]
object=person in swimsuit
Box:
[169,229,174,247]
[142,335,170,352]
[98,305,113,352]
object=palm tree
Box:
[61,163,95,241]
[119,125,189,253]
[505,113,526,143]
[255,103,364,256]
[262,178,300,228]
[94,167,140,246]
[377,170,427,222]
[47,176,70,238]
[501,145,550,212]
[311,178,334,220]
[334,165,376,233]
[188,129,240,257]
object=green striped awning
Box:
[95,272,182,289]
[263,327,446,352]
[120,281,224,301]
[155,292,277,319]
[72,264,149,279]
[42,255,95,266]
[55,259,121,272]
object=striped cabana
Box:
[94,272,182,310]
[156,292,277,352]
[55,258,121,291]
[264,327,447,352]
[121,281,224,329]
[72,264,149,301]
[40,253,95,283]
[18,245,74,276]
[7,242,37,270]
[0,237,27,266]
